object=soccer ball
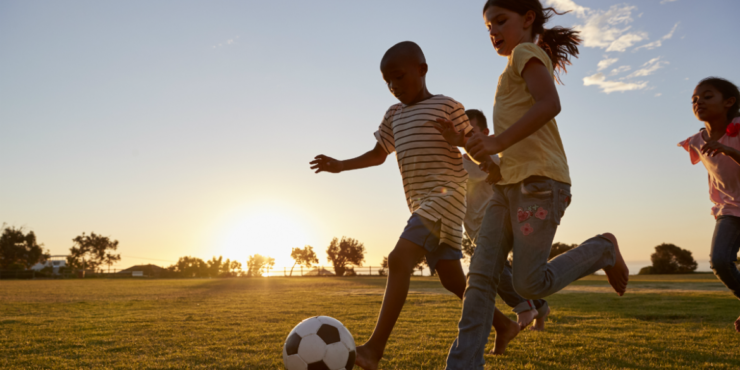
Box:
[283,316,356,370]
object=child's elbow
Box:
[551,99,562,117]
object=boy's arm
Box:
[701,140,740,166]
[310,143,388,173]
[466,58,561,159]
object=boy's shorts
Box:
[400,213,463,275]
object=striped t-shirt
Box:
[374,95,473,250]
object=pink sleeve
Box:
[678,137,701,165]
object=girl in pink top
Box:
[679,77,740,332]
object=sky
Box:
[1,0,739,272]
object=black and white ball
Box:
[283,316,356,370]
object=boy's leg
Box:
[708,215,740,332]
[509,178,627,299]
[435,259,520,355]
[355,238,427,370]
[446,189,514,370]
[497,261,541,329]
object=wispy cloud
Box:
[583,73,648,93]
[543,0,589,17]
[212,36,240,49]
[660,0,678,4]
[610,65,632,76]
[628,57,669,78]
[597,57,619,71]
[633,22,679,51]
[655,93,662,97]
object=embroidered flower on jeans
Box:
[534,207,548,220]
[517,208,530,222]
[521,223,534,236]
[727,123,740,137]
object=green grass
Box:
[1,275,739,369]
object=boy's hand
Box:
[310,155,344,173]
[467,133,502,161]
[701,140,732,157]
[433,118,465,147]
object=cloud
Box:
[566,4,649,54]
[583,73,648,93]
[633,22,679,51]
[655,93,662,97]
[212,36,240,49]
[610,65,632,76]
[597,57,619,71]
[543,0,589,17]
[660,0,678,4]
[628,57,669,78]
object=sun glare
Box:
[214,205,312,269]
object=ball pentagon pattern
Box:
[283,316,356,370]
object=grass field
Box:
[1,275,739,369]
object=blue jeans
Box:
[499,260,548,314]
[446,177,616,369]
[710,215,740,300]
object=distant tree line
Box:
[639,243,698,275]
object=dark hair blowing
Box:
[483,0,581,84]
[465,109,488,130]
[698,77,740,120]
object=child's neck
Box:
[406,86,432,106]
[704,116,730,140]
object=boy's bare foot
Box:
[530,305,550,331]
[601,233,629,296]
[489,318,520,355]
[355,344,382,370]
[735,316,740,333]
[516,309,538,329]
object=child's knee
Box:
[388,249,415,274]
[513,279,544,300]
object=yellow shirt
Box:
[493,43,571,185]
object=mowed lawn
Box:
[1,275,739,369]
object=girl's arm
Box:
[701,141,740,166]
[466,59,561,158]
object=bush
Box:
[638,266,653,275]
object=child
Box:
[463,109,550,333]
[678,77,740,332]
[309,41,521,370]
[433,1,629,367]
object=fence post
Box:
[369,266,372,276]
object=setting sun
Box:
[213,203,313,269]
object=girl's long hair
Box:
[483,0,581,84]
[698,77,740,121]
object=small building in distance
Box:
[117,264,164,277]
[31,255,68,275]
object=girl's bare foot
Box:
[489,318,520,355]
[355,344,382,370]
[516,309,538,329]
[600,233,629,296]
[735,316,740,333]
[530,305,550,331]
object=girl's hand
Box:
[466,133,502,161]
[484,160,502,184]
[310,155,344,173]
[701,140,732,157]
[433,118,465,147]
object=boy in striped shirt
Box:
[310,41,520,370]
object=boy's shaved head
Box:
[380,41,426,68]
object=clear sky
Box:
[1,0,738,272]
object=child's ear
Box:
[483,128,490,136]
[725,96,737,110]
[419,63,428,77]
[524,10,536,29]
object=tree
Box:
[207,256,224,277]
[0,225,50,270]
[290,246,319,276]
[103,252,121,273]
[461,234,475,263]
[650,243,697,274]
[379,256,388,276]
[549,243,578,260]
[246,254,275,277]
[67,232,120,273]
[326,237,365,277]
[167,256,207,277]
